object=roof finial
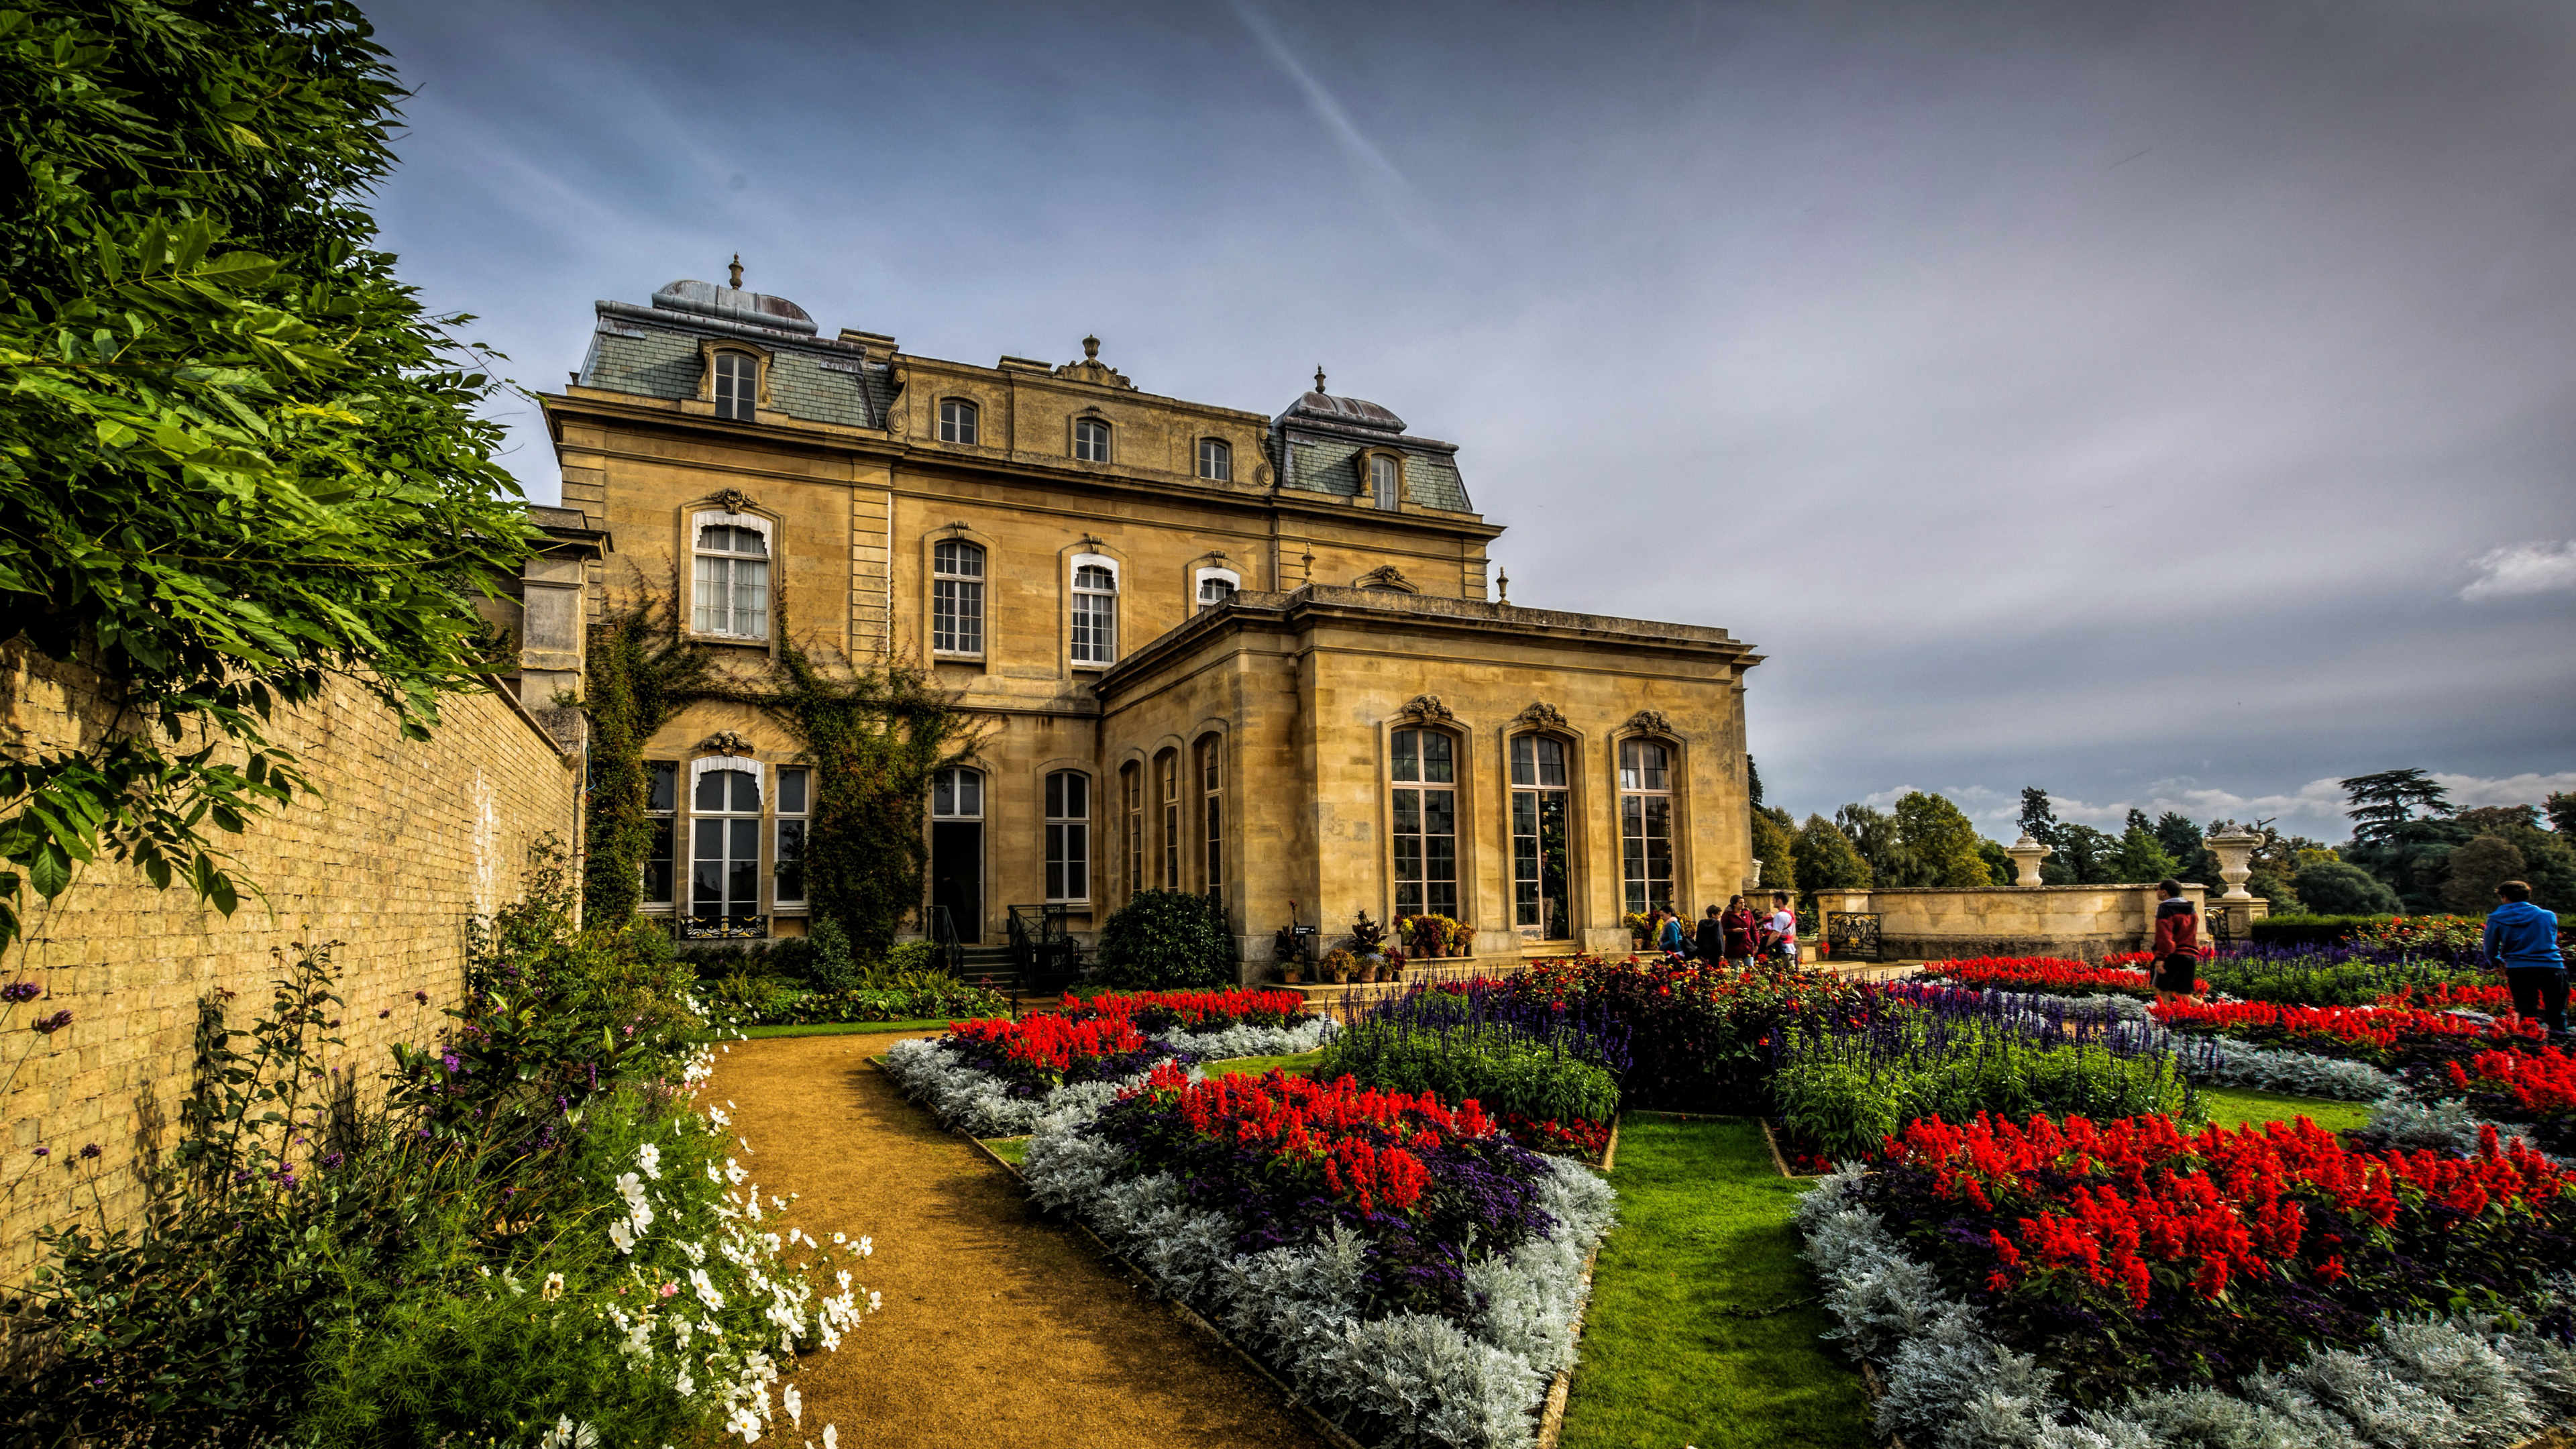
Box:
[1314,365,1328,394]
[727,253,743,288]
[1083,334,1100,360]
[1496,567,1510,604]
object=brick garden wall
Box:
[0,643,581,1282]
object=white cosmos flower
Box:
[824,1425,837,1449]
[637,1142,662,1180]
[708,1107,732,1127]
[725,1159,747,1185]
[708,1163,723,1184]
[691,1267,726,1310]
[677,1368,694,1397]
[609,1218,636,1254]
[784,1386,802,1428]
[541,1271,564,1301]
[868,1291,881,1313]
[858,1236,872,1258]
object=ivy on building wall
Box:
[580,595,712,922]
[580,590,973,955]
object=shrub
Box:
[1095,889,1236,989]
[2293,861,2404,916]
[2245,913,2395,947]
[2200,945,2487,1005]
[807,916,860,993]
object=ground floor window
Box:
[1046,770,1089,903]
[1511,735,1571,938]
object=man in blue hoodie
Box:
[2485,879,2569,1038]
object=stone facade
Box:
[0,643,582,1280]
[543,272,1762,973]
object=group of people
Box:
[1638,893,1803,965]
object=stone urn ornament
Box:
[2207,828,2262,902]
[2005,834,2053,887]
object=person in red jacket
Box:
[1720,895,1762,966]
[2149,878,2204,1004]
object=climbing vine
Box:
[580,593,713,922]
[580,587,974,954]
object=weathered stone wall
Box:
[0,643,580,1283]
[1813,883,2212,961]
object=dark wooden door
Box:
[931,820,983,944]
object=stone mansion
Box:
[538,268,1763,967]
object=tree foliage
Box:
[1792,812,1872,895]
[2440,836,2528,914]
[1891,791,1992,888]
[2339,768,2452,846]
[1750,805,1799,898]
[0,0,531,953]
[2292,859,2403,915]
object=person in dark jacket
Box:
[1695,904,1726,964]
[2486,880,2567,1038]
[2149,879,2202,1005]
[1721,895,1760,965]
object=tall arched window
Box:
[1199,738,1224,905]
[692,519,769,640]
[1070,560,1118,665]
[1045,771,1090,904]
[1122,763,1143,902]
[1197,438,1232,480]
[1619,739,1674,916]
[1510,735,1571,939]
[1391,729,1457,919]
[714,351,757,421]
[939,398,979,444]
[1075,417,1111,463]
[1157,750,1180,889]
[691,764,763,928]
[1369,454,1399,509]
[932,539,985,655]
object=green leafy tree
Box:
[1977,837,2016,886]
[1,1,532,953]
[1751,805,1799,898]
[1791,814,1872,896]
[1745,754,1764,811]
[2548,792,2576,838]
[2439,836,2528,914]
[2053,822,2118,883]
[1892,792,1992,888]
[2017,786,2060,847]
[2292,859,2402,915]
[1835,802,1917,885]
[2111,821,2182,883]
[2339,768,2452,846]
[2446,806,2576,912]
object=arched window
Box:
[1199,737,1224,905]
[1122,763,1143,902]
[1074,417,1111,463]
[932,539,985,655]
[1619,739,1674,916]
[1070,559,1118,665]
[691,764,763,928]
[692,517,770,640]
[939,398,979,445]
[1391,729,1457,920]
[930,766,983,820]
[1196,571,1238,613]
[713,351,757,421]
[1369,454,1399,509]
[1510,735,1571,939]
[1045,771,1089,904]
[1157,750,1180,889]
[1197,438,1232,480]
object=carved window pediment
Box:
[1356,565,1417,593]
[1516,701,1567,731]
[1397,694,1453,723]
[1625,709,1675,737]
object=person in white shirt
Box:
[1766,892,1798,961]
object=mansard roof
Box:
[1274,387,1472,513]
[575,278,892,431]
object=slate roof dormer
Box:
[576,271,894,432]
[1271,378,1471,513]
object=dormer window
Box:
[940,398,979,445]
[1197,438,1232,480]
[1369,454,1399,509]
[1075,417,1111,464]
[713,351,757,421]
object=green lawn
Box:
[738,1018,963,1040]
[1202,1049,1327,1079]
[982,1136,1029,1167]
[2196,1086,2375,1134]
[1560,1116,1871,1449]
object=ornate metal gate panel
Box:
[1824,912,1882,964]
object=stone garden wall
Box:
[1812,883,2212,962]
[0,643,581,1283]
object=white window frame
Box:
[1197,437,1232,480]
[688,757,765,925]
[690,510,773,641]
[1618,739,1675,917]
[1069,553,1118,667]
[713,350,758,421]
[938,397,979,445]
[1074,417,1111,463]
[932,539,985,655]
[1199,737,1224,906]
[1045,770,1091,905]
[1391,728,1459,921]
[930,765,983,820]
[1194,566,1241,614]
[774,765,810,910]
[1369,454,1399,509]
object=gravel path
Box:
[705,1030,1328,1449]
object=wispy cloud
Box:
[1228,0,1442,250]
[2462,540,2576,601]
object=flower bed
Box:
[2202,944,2493,1007]
[2154,997,2546,1071]
[1025,1065,1615,1448]
[1918,956,2200,1000]
[1059,987,1333,1059]
[1320,980,1625,1155]
[1499,955,1868,1112]
[2434,1048,2576,1154]
[1799,1128,2576,1447]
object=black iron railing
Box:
[1008,904,1084,993]
[1823,911,1882,963]
[929,904,963,977]
[678,913,767,941]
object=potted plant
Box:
[1448,918,1474,957]
[1272,922,1303,982]
[1352,910,1387,957]
[1623,910,1651,948]
[1410,913,1452,960]
[1360,955,1380,984]
[1281,961,1303,985]
[1325,949,1356,985]
[1383,947,1405,985]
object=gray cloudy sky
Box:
[366,0,2576,841]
